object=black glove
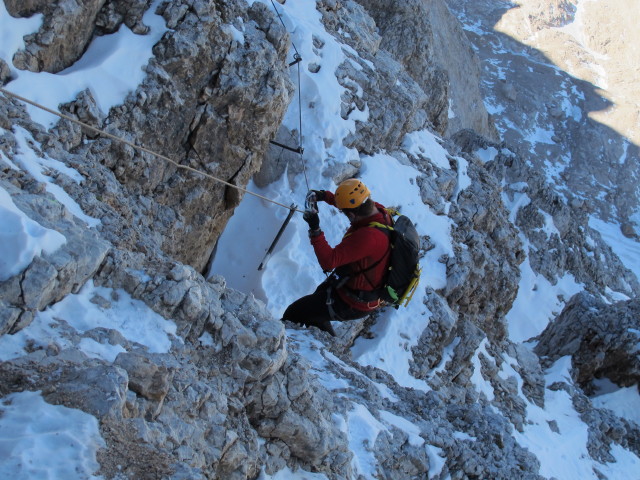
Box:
[310,190,326,202]
[303,210,320,231]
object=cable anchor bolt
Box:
[289,53,302,67]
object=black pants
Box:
[282,280,370,336]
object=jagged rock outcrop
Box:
[0,176,110,335]
[339,0,449,137]
[96,0,154,35]
[425,0,497,139]
[1,0,639,478]
[357,0,496,140]
[0,243,354,478]
[315,0,435,155]
[446,0,640,238]
[319,0,496,149]
[93,0,293,272]
[445,154,524,340]
[0,59,11,85]
[258,0,496,186]
[6,0,295,273]
[7,0,109,73]
[535,292,640,390]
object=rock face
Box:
[480,134,640,298]
[257,0,495,186]
[1,0,639,479]
[6,0,294,273]
[445,153,524,341]
[100,0,293,271]
[535,292,640,390]
[0,171,110,335]
[345,0,496,141]
[425,0,498,139]
[446,0,640,238]
[7,0,108,73]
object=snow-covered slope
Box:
[446,0,640,243]
[212,1,640,478]
[1,0,639,479]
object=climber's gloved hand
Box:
[303,209,320,233]
[310,190,326,202]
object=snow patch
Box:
[348,403,387,478]
[425,444,446,479]
[590,217,640,281]
[0,391,104,480]
[401,130,451,169]
[476,146,499,163]
[379,410,424,447]
[0,186,66,281]
[1,0,168,127]
[470,339,495,401]
[0,280,177,362]
[514,356,640,478]
[12,127,100,227]
[507,256,583,343]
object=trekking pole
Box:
[258,203,297,271]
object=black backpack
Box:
[369,211,422,308]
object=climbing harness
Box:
[324,273,348,321]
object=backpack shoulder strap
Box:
[346,218,394,289]
[368,221,393,232]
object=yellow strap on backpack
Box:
[368,221,393,231]
[397,266,421,307]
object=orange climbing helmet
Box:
[334,178,370,210]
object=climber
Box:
[281,179,392,336]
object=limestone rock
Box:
[3,0,49,17]
[59,88,106,138]
[84,0,295,272]
[45,364,130,419]
[339,48,431,154]
[114,351,173,402]
[355,0,448,135]
[0,301,21,336]
[426,0,498,139]
[95,0,152,35]
[446,157,524,341]
[410,289,458,379]
[9,0,108,73]
[0,58,11,85]
[535,292,640,390]
[0,181,111,334]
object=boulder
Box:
[0,182,110,334]
[114,351,173,402]
[535,292,640,390]
[8,0,108,73]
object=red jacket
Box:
[310,191,392,311]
